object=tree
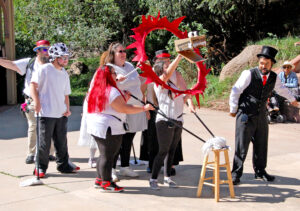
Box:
[14,0,122,57]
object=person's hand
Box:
[145,110,150,120]
[63,110,71,117]
[123,90,131,102]
[143,104,154,111]
[34,101,41,113]
[116,74,126,82]
[188,102,196,113]
[291,100,299,107]
[229,112,236,117]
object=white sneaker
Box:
[88,158,97,168]
[112,168,119,182]
[119,167,139,177]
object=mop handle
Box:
[130,94,206,143]
[36,112,40,180]
[192,112,215,137]
[185,102,215,137]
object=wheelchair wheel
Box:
[282,114,287,122]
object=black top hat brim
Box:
[257,53,277,63]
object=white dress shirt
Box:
[229,68,296,113]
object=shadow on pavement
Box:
[0,106,82,139]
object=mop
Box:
[20,113,44,187]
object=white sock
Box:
[164,176,170,181]
[150,178,157,182]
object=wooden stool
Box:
[197,148,235,202]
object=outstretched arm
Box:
[111,95,154,114]
[160,55,182,82]
[0,58,21,74]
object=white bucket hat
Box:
[282,61,295,70]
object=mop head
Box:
[20,177,44,187]
[202,136,229,155]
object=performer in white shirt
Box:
[86,65,154,192]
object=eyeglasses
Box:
[111,72,117,75]
[283,66,291,69]
[118,50,126,54]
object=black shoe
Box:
[255,171,275,182]
[57,164,77,174]
[232,177,240,185]
[146,167,152,173]
[170,167,176,176]
[49,155,56,161]
[25,155,35,164]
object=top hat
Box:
[155,50,171,59]
[257,46,278,63]
[33,40,50,52]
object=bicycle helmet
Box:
[48,43,69,62]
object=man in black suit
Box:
[229,46,298,185]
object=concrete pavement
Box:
[0,106,299,210]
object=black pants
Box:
[140,111,158,170]
[140,111,183,170]
[113,132,136,168]
[232,111,269,178]
[38,116,69,172]
[93,128,122,181]
[151,120,182,179]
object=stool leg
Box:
[224,150,235,198]
[212,163,215,194]
[197,154,209,197]
[214,150,220,202]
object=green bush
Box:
[69,57,99,105]
[196,72,240,107]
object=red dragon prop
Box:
[126,12,211,106]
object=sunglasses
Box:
[118,50,126,53]
[283,66,291,69]
[39,48,49,52]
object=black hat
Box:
[155,49,171,58]
[257,46,278,63]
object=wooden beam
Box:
[4,0,16,104]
